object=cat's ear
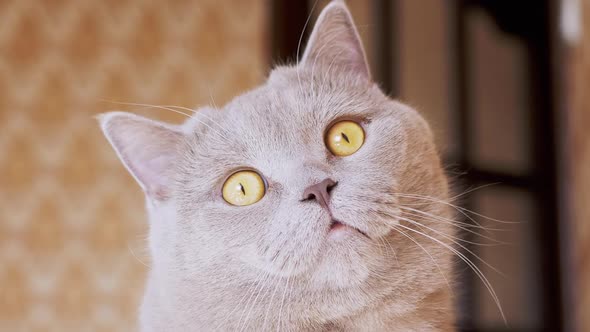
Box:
[300,0,370,79]
[98,112,184,201]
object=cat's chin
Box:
[309,236,372,288]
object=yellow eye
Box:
[222,170,266,206]
[325,120,365,156]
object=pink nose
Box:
[302,178,337,211]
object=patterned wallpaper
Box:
[0,0,267,331]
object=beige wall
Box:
[0,0,267,331]
[570,2,590,331]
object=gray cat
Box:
[99,1,462,330]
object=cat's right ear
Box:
[97,112,184,201]
[300,0,370,79]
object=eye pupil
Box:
[341,132,350,143]
[239,183,246,195]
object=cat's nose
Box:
[302,178,337,210]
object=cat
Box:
[99,1,457,330]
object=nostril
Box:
[326,181,338,193]
[304,193,316,201]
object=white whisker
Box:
[296,0,321,98]
[393,192,520,225]
[397,215,506,277]
[127,243,150,268]
[447,182,501,201]
[100,99,233,143]
[393,227,452,293]
[395,223,507,324]
[398,206,509,244]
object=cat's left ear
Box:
[300,0,370,79]
[98,112,184,201]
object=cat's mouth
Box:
[329,219,370,239]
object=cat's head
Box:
[99,1,449,291]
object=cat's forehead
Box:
[224,67,377,128]
[183,67,393,172]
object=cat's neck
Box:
[139,263,454,331]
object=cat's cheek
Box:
[232,242,267,270]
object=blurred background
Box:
[0,0,587,331]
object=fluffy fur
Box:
[99,1,456,331]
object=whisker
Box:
[283,270,296,331]
[296,0,321,98]
[309,37,336,95]
[276,273,291,332]
[398,207,509,244]
[237,253,284,332]
[236,270,271,331]
[397,203,504,233]
[393,193,489,229]
[394,223,507,324]
[393,227,453,293]
[393,192,520,225]
[220,261,276,331]
[448,182,501,201]
[260,273,283,332]
[100,99,233,143]
[101,99,192,117]
[402,215,505,247]
[382,237,399,266]
[208,88,220,109]
[397,215,506,277]
[218,274,261,330]
[127,243,150,268]
[377,236,399,266]
[157,104,231,136]
[151,104,197,114]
